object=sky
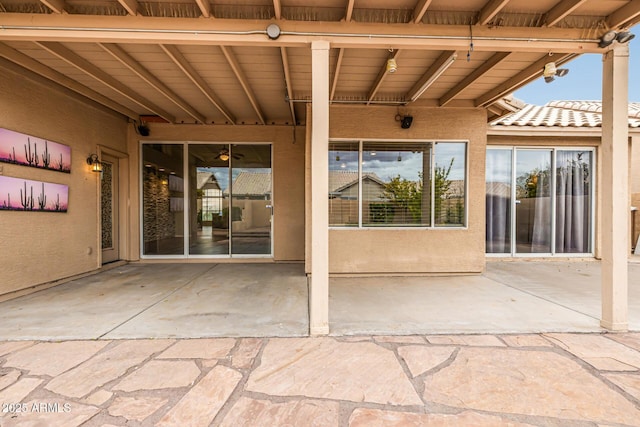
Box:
[513,25,639,105]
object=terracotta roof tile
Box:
[490,101,640,128]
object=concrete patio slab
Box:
[101,263,309,339]
[0,263,213,340]
[485,259,640,330]
[0,259,637,340]
[329,274,602,335]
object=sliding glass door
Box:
[230,144,272,255]
[486,147,593,256]
[515,149,552,254]
[142,143,272,258]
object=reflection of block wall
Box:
[231,200,271,231]
[329,199,358,225]
[143,170,175,242]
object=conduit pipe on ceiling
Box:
[0,25,601,45]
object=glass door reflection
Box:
[189,144,230,255]
[515,149,552,254]
[230,145,272,255]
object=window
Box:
[329,140,467,228]
[486,147,594,255]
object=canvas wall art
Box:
[0,176,68,212]
[0,128,71,173]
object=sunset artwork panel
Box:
[0,128,71,173]
[0,176,68,212]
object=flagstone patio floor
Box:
[2,332,640,426]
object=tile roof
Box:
[490,101,640,128]
[227,171,271,196]
[196,171,221,190]
[329,171,384,193]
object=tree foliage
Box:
[381,157,456,224]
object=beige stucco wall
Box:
[316,105,487,274]
[0,62,128,296]
[128,124,306,261]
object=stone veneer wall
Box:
[142,169,175,243]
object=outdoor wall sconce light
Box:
[86,154,102,172]
[599,30,636,48]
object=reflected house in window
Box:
[196,171,222,226]
[223,171,272,235]
[329,171,386,226]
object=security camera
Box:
[401,116,413,129]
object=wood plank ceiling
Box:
[0,0,638,125]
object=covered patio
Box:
[0,1,638,338]
[0,259,638,341]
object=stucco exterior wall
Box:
[129,124,306,261]
[319,105,487,274]
[0,63,128,296]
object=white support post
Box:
[601,46,630,331]
[309,40,330,335]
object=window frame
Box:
[485,145,596,257]
[329,138,469,230]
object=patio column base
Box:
[310,325,330,336]
[600,320,628,332]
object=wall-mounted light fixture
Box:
[599,30,636,48]
[86,154,102,172]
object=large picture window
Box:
[329,140,467,228]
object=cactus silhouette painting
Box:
[0,128,71,173]
[0,176,68,212]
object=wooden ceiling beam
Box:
[475,52,575,107]
[39,0,65,14]
[477,0,511,26]
[194,0,211,18]
[280,47,296,124]
[367,49,401,103]
[36,41,175,123]
[543,0,587,27]
[330,48,344,101]
[345,0,355,22]
[440,51,511,106]
[220,45,266,125]
[0,15,602,53]
[100,43,206,124]
[406,50,457,102]
[273,0,282,19]
[160,44,236,124]
[412,0,433,24]
[0,42,138,119]
[607,0,640,29]
[116,0,139,16]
